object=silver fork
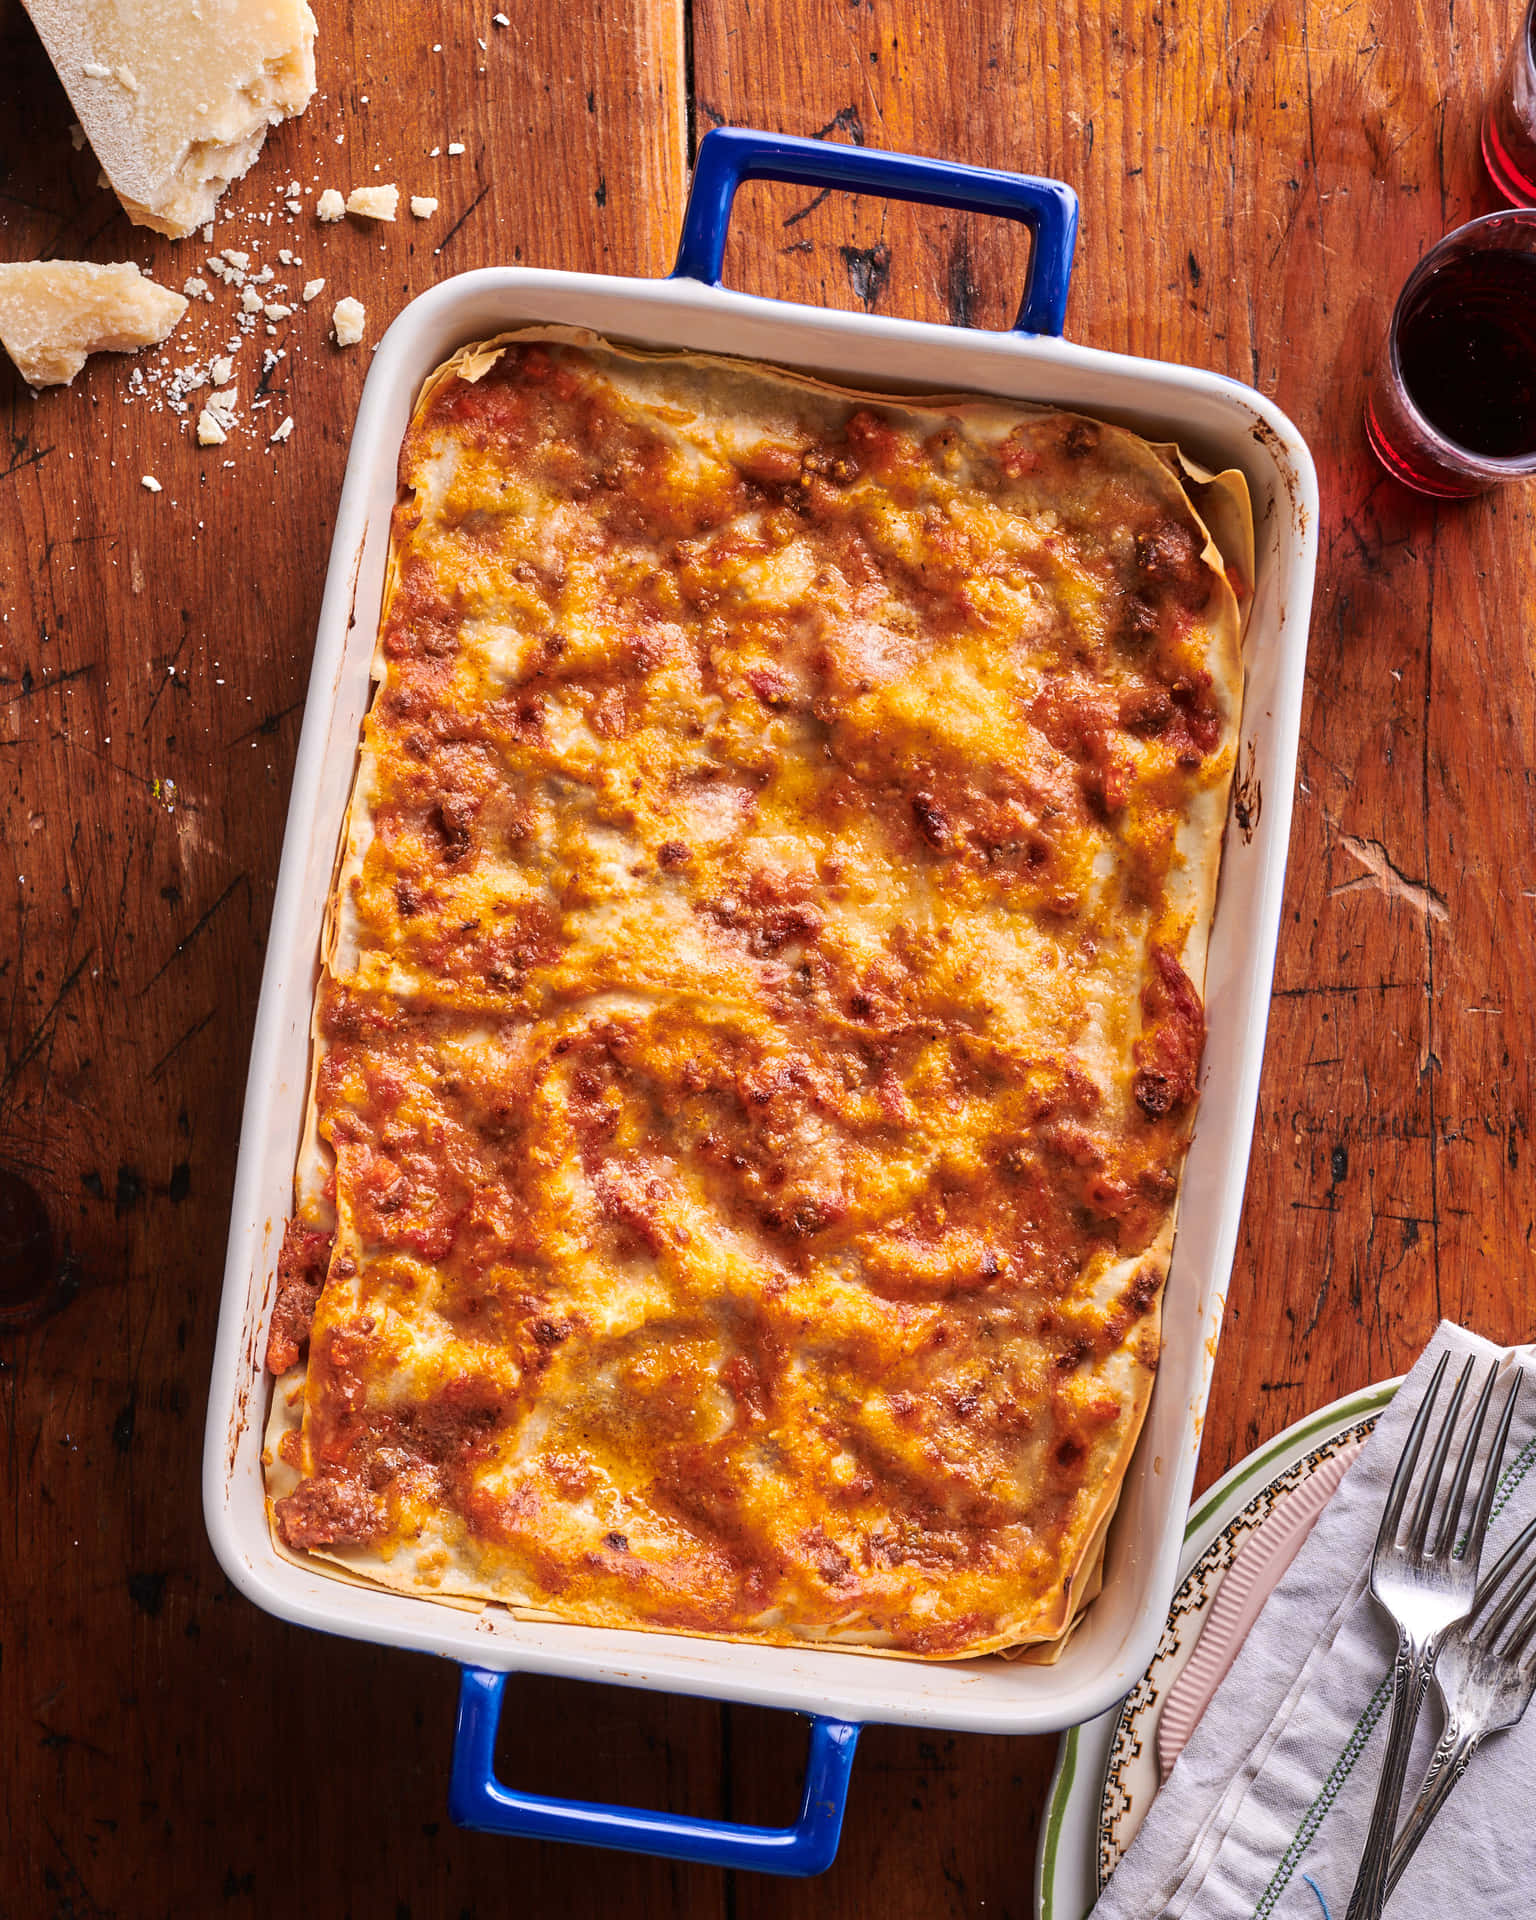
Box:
[1342,1353,1515,1920]
[1385,1498,1536,1896]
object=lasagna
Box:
[263,332,1250,1660]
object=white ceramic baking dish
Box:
[203,128,1318,1874]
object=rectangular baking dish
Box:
[203,128,1318,1874]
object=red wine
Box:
[1395,249,1536,459]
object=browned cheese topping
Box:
[265,337,1245,1658]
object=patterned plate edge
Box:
[1096,1421,1376,1884]
[1034,1378,1401,1920]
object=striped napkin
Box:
[1089,1322,1536,1919]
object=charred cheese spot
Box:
[276,339,1244,1659]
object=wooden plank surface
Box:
[690,2,1536,1904]
[4,0,1535,1910]
[0,5,707,1916]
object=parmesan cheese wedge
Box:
[0,261,187,388]
[20,0,318,239]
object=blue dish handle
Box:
[672,125,1078,336]
[450,1666,862,1876]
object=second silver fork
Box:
[1385,1502,1536,1896]
[1342,1352,1521,1920]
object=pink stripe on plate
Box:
[1156,1438,1365,1783]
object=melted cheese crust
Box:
[264,336,1245,1659]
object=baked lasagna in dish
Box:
[263,332,1250,1660]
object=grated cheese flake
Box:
[345,183,398,221]
[332,296,365,347]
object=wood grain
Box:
[4,0,1536,1909]
[0,2,701,1914]
[692,0,1536,1909]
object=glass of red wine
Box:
[1483,0,1536,207]
[1365,210,1536,498]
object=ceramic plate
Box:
[1035,1378,1399,1920]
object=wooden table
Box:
[2,0,1530,1909]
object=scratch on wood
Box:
[434,182,492,257]
[0,441,55,482]
[136,874,249,996]
[225,697,304,749]
[0,951,92,1098]
[1331,832,1448,923]
[814,103,866,145]
[0,661,94,708]
[148,1009,215,1081]
[783,184,833,229]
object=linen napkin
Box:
[1090,1322,1536,1919]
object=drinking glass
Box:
[1364,210,1536,498]
[1483,0,1536,207]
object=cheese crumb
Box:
[182,276,209,299]
[332,296,365,347]
[345,183,399,221]
[301,278,326,302]
[196,409,228,446]
[224,249,251,270]
[409,195,439,219]
[493,10,510,20]
[211,355,233,384]
[141,474,161,492]
[240,285,263,314]
[263,303,292,322]
[316,188,346,222]
[447,142,466,155]
[270,416,294,443]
